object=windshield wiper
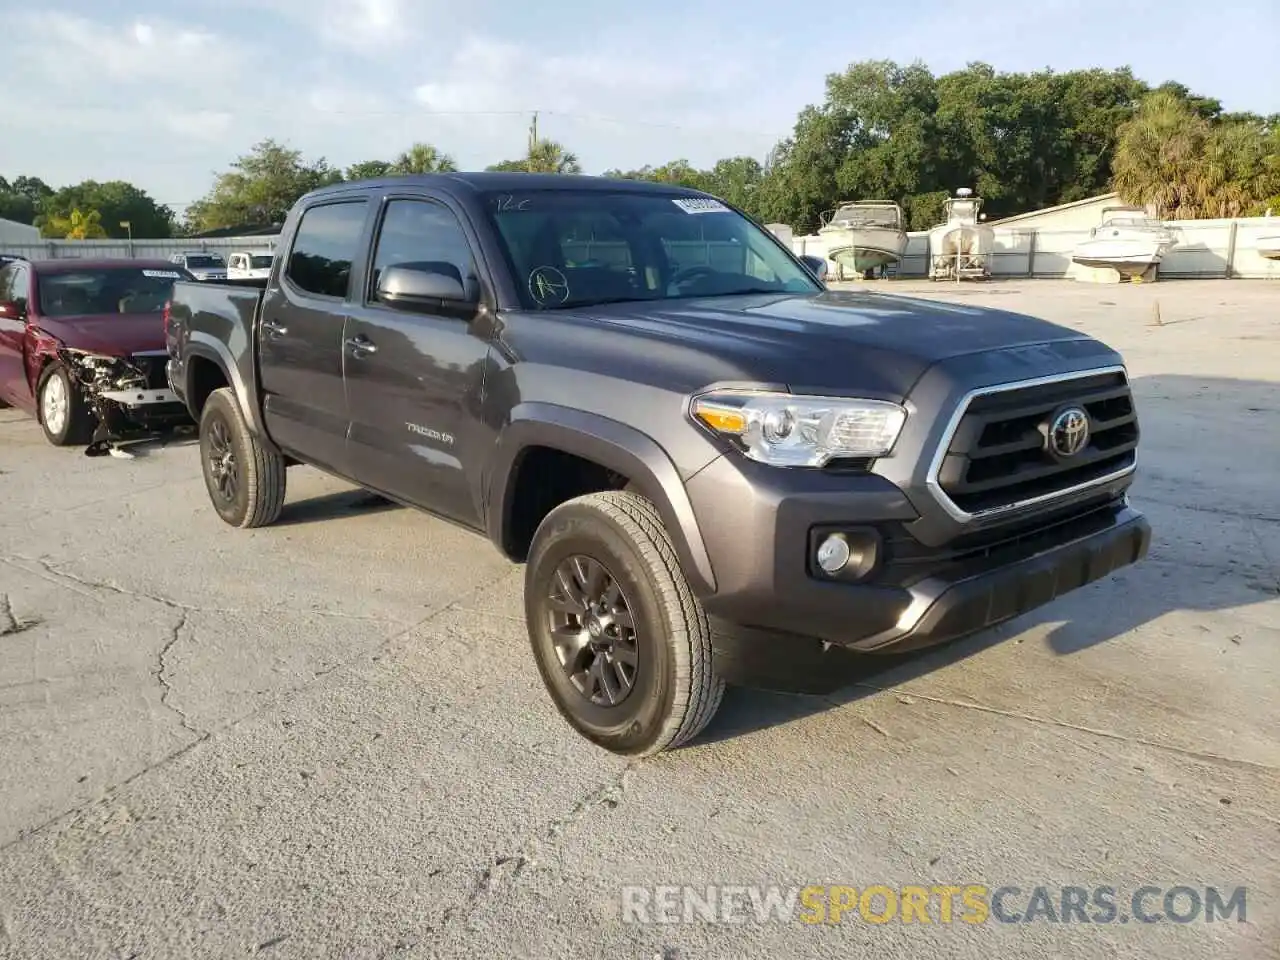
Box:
[555,296,651,309]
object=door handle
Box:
[261,318,288,337]
[346,335,378,356]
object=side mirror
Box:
[799,255,828,282]
[0,300,23,321]
[377,263,475,311]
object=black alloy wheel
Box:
[544,554,640,706]
[205,414,239,507]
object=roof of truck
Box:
[307,172,709,199]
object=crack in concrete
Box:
[1130,496,1280,524]
[0,594,40,636]
[448,761,637,932]
[855,683,1279,773]
[0,554,410,625]
[0,568,519,855]
[155,612,203,738]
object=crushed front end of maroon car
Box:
[57,347,192,454]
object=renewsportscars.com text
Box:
[620,884,1247,926]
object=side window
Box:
[13,266,30,308]
[368,199,477,301]
[2,265,30,309]
[286,200,369,299]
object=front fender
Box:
[486,402,717,597]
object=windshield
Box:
[249,255,274,269]
[480,189,822,310]
[36,267,188,318]
[184,255,225,269]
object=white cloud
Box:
[408,34,784,169]
[413,36,743,117]
[0,11,793,218]
[317,0,406,50]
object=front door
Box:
[342,195,494,528]
[0,262,32,406]
[257,197,371,474]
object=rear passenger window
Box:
[286,201,368,298]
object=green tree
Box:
[489,118,582,174]
[1113,90,1213,218]
[525,139,581,174]
[35,180,175,238]
[756,60,1152,231]
[0,176,55,225]
[44,207,108,239]
[391,143,457,175]
[345,160,393,180]
[187,139,343,232]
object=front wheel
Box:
[524,490,724,757]
[198,387,286,528]
[37,363,95,446]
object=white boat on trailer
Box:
[817,201,908,279]
[927,188,994,281]
[1071,207,1176,278]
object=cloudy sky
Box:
[3,0,1276,218]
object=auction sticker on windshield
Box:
[672,198,730,214]
[142,270,183,279]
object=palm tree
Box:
[523,139,582,174]
[1112,91,1210,219]
[391,143,458,175]
[48,207,108,239]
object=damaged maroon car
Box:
[0,258,195,453]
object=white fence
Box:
[793,216,1280,281]
[0,236,280,261]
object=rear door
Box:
[257,196,372,474]
[342,192,495,527]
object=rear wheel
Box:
[199,387,286,528]
[524,490,724,757]
[37,363,95,447]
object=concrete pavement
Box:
[1,279,1277,958]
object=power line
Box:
[21,103,786,141]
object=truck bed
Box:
[166,278,269,423]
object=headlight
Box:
[691,389,907,467]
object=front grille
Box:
[933,369,1138,516]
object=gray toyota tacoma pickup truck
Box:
[165,173,1151,756]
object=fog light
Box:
[816,534,852,574]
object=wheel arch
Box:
[182,333,276,450]
[487,403,717,597]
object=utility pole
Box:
[529,112,538,151]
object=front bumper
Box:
[850,504,1150,652]
[687,453,1150,653]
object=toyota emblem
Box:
[1048,407,1090,458]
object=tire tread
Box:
[204,387,286,528]
[570,489,723,754]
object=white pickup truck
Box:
[226,250,275,281]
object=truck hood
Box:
[566,290,1090,398]
[38,313,166,357]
